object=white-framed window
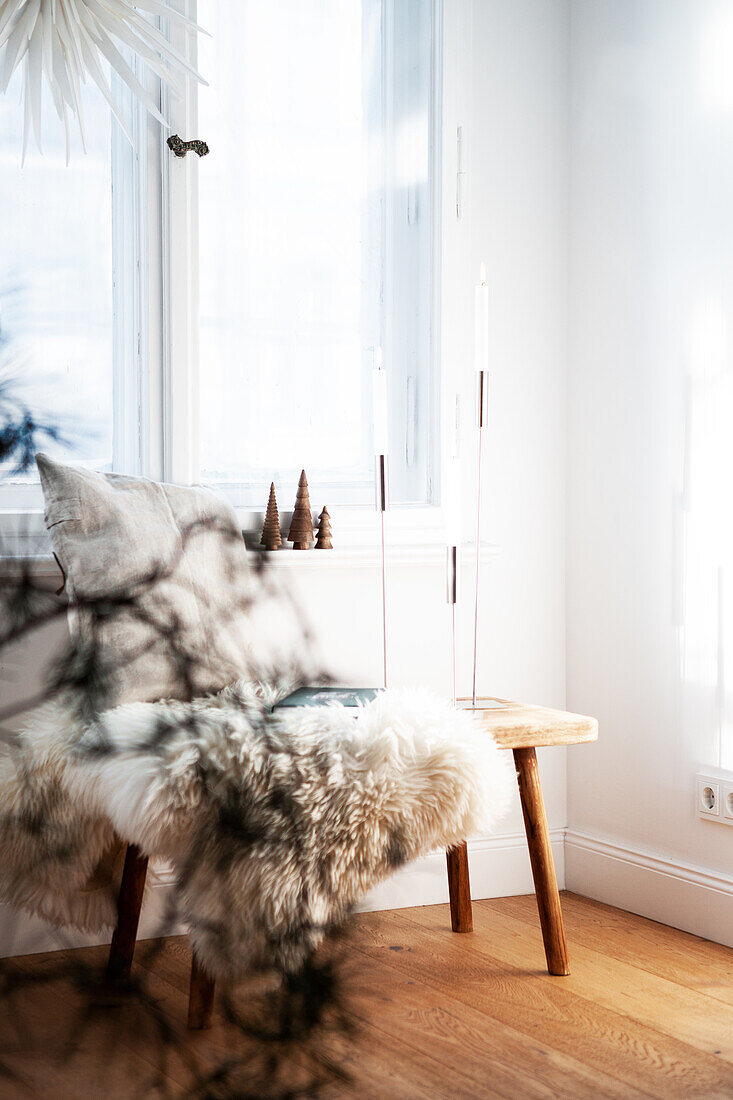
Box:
[0,67,144,509]
[0,0,442,529]
[195,0,440,508]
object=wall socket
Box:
[696,773,733,825]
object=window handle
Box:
[167,135,210,158]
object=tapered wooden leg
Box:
[446,841,473,933]
[107,844,148,981]
[513,747,569,976]
[188,952,216,1029]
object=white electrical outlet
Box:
[697,775,721,817]
[696,772,733,825]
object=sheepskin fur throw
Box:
[0,683,513,980]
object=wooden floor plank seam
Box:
[481,893,733,1006]
[464,901,733,1060]
[345,943,654,1100]
[352,906,733,1099]
[404,898,733,1055]
[3,894,733,1099]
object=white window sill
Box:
[251,542,500,569]
[0,507,500,573]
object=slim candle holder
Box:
[472,263,490,707]
[445,395,463,710]
[376,452,389,689]
[446,544,459,707]
[373,350,389,690]
[472,369,489,706]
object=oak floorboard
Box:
[7,942,216,1095]
[130,934,460,1097]
[0,966,178,1099]
[343,954,640,1100]
[134,939,475,1099]
[3,895,733,1098]
[463,900,733,1060]
[360,905,733,1099]
[495,891,733,1006]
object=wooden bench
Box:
[447,698,598,976]
[108,696,597,1026]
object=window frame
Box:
[0,67,147,516]
[1,0,477,560]
[165,0,444,523]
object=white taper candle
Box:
[372,348,389,456]
[445,456,463,549]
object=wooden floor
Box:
[3,892,733,1098]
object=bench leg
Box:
[446,841,473,933]
[188,952,216,1029]
[513,747,569,976]
[107,844,149,981]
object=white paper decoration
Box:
[0,0,205,160]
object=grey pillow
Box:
[37,454,253,708]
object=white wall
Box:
[566,0,733,945]
[455,0,570,875]
[0,0,572,955]
[271,0,572,886]
[469,0,569,714]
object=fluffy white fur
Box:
[0,684,513,979]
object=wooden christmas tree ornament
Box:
[260,482,282,550]
[315,507,333,549]
[288,470,314,549]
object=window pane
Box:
[197,0,436,507]
[0,75,116,480]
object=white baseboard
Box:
[360,829,564,912]
[0,829,562,959]
[9,829,731,958]
[7,827,733,963]
[565,828,733,949]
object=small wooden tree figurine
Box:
[288,469,314,549]
[260,482,282,550]
[315,506,333,549]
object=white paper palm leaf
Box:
[0,0,206,161]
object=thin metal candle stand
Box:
[446,544,458,708]
[376,453,389,689]
[472,370,489,707]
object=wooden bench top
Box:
[458,698,598,750]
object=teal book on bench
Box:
[274,687,383,709]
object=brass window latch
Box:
[167,134,210,158]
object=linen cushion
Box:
[36,453,253,708]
